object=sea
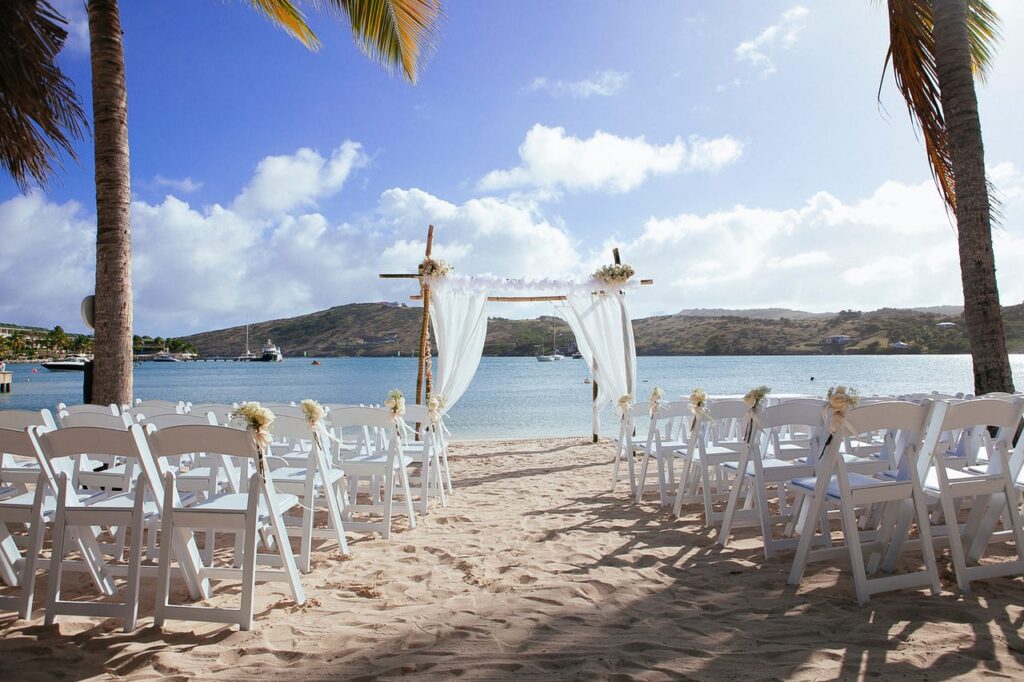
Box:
[3,355,1023,440]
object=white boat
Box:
[235,324,259,361]
[536,354,558,362]
[41,354,90,371]
[153,350,180,362]
[536,322,565,362]
[258,339,283,362]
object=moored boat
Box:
[259,340,283,362]
[41,354,90,371]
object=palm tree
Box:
[883,0,1013,394]
[3,0,441,405]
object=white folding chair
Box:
[786,400,945,604]
[920,397,1024,593]
[718,400,827,558]
[328,407,416,539]
[402,404,448,515]
[610,404,647,495]
[636,400,691,505]
[0,410,57,490]
[672,399,750,525]
[148,424,305,631]
[36,424,208,631]
[265,414,349,573]
[56,403,120,419]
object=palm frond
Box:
[318,0,442,83]
[881,0,955,212]
[879,0,1002,214]
[247,0,320,50]
[965,0,1001,83]
[0,0,88,190]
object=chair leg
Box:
[44,508,69,627]
[940,492,972,594]
[19,490,48,620]
[239,507,259,631]
[399,465,417,528]
[700,464,714,525]
[788,482,828,587]
[839,499,871,605]
[123,496,145,632]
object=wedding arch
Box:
[379,225,653,441]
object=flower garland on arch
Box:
[593,263,635,289]
[418,257,452,279]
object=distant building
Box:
[891,340,910,349]
[936,322,958,329]
[823,334,852,345]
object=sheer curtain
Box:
[556,291,637,418]
[429,281,489,409]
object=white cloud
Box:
[478,124,743,194]
[151,175,203,194]
[49,0,90,53]
[527,70,629,98]
[3,134,1022,336]
[611,164,1024,316]
[735,6,809,77]
[231,142,367,217]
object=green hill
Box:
[181,302,1024,358]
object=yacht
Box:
[535,322,565,362]
[153,350,180,362]
[41,354,90,371]
[235,324,259,361]
[259,339,283,362]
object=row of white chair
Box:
[0,401,453,631]
[621,392,1024,603]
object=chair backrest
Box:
[327,406,396,430]
[57,403,119,417]
[59,411,132,430]
[134,399,184,413]
[188,403,234,423]
[0,426,41,465]
[262,404,305,419]
[145,424,282,496]
[0,409,57,431]
[937,397,1024,474]
[142,412,218,430]
[31,424,154,502]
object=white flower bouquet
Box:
[593,263,635,287]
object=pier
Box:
[0,371,11,393]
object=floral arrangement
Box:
[384,389,406,419]
[426,393,447,424]
[689,388,708,410]
[231,402,275,451]
[826,386,859,435]
[649,386,665,416]
[418,257,452,279]
[743,385,771,410]
[593,263,635,287]
[617,394,633,416]
[300,399,325,427]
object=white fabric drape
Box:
[556,292,637,417]
[429,280,489,410]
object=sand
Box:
[1,437,1023,680]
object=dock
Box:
[0,371,11,393]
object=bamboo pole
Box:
[415,225,435,408]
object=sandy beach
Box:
[1,437,1023,680]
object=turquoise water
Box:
[3,355,1023,439]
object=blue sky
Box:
[2,0,1023,335]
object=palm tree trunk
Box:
[932,0,1013,395]
[87,0,133,405]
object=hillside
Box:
[181,302,1024,358]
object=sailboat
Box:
[235,325,258,361]
[535,321,565,362]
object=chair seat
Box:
[922,466,999,492]
[682,445,740,461]
[0,490,100,512]
[723,457,808,476]
[271,466,345,487]
[177,466,233,481]
[67,492,159,516]
[186,491,299,516]
[650,439,688,453]
[341,454,415,470]
[790,472,898,499]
